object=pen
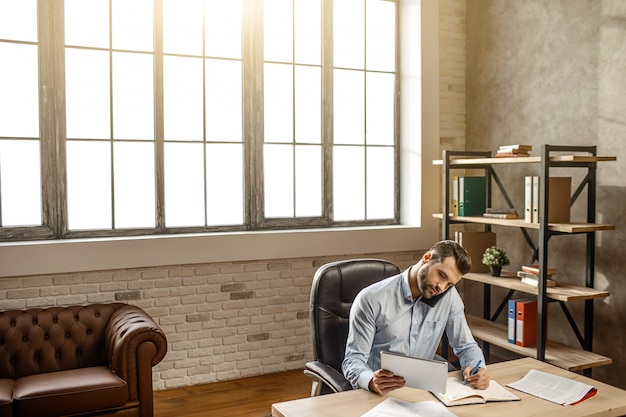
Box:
[464,360,483,385]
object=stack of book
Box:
[517,265,557,287]
[495,144,532,158]
[483,207,519,219]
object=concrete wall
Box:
[465,0,626,389]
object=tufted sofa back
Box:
[0,303,126,379]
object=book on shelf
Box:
[485,207,517,214]
[506,369,597,406]
[457,176,487,216]
[495,151,530,158]
[517,271,557,287]
[432,378,520,406]
[521,264,557,276]
[483,212,520,219]
[498,144,533,151]
[455,230,495,273]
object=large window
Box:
[0,0,398,241]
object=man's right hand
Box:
[368,369,406,395]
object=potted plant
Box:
[482,246,510,277]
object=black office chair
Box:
[304,258,401,396]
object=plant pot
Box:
[490,266,502,277]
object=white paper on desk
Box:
[506,369,596,405]
[360,398,458,417]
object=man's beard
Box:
[416,261,434,299]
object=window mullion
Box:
[243,0,264,229]
[153,0,165,231]
[39,0,66,239]
[321,0,333,222]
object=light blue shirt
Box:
[342,268,486,391]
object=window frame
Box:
[0,0,404,242]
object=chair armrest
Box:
[304,361,353,396]
[105,305,167,402]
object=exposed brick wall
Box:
[0,251,420,389]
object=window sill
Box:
[0,225,436,278]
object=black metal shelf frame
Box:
[439,145,600,375]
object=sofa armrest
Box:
[105,304,167,405]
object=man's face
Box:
[416,256,463,299]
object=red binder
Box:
[516,299,538,347]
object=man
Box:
[342,240,489,395]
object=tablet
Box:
[380,351,448,393]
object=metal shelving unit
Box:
[435,145,616,372]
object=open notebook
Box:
[432,377,520,406]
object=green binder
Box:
[458,176,486,216]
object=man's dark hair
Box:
[428,240,472,275]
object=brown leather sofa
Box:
[0,303,167,417]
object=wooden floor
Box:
[153,369,312,417]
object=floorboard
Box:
[153,369,312,417]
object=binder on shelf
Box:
[458,176,487,216]
[508,299,517,344]
[515,299,546,347]
[455,231,496,273]
[532,176,540,223]
[528,176,572,223]
[524,176,533,223]
[451,176,459,216]
[547,177,571,223]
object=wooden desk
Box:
[272,358,626,417]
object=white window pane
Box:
[334,0,364,69]
[114,142,155,228]
[295,66,321,144]
[295,145,322,217]
[206,59,242,142]
[65,49,110,139]
[205,0,242,59]
[66,141,112,230]
[163,0,203,56]
[264,63,293,143]
[264,144,294,218]
[294,0,321,65]
[366,72,395,145]
[206,144,244,225]
[0,43,39,138]
[65,0,109,48]
[0,0,37,42]
[366,0,395,72]
[113,52,154,140]
[334,69,364,145]
[112,0,153,52]
[333,146,364,221]
[366,146,394,219]
[0,140,41,226]
[264,0,293,63]
[164,142,205,227]
[164,56,203,141]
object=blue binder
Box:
[508,299,517,344]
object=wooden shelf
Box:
[466,315,612,371]
[433,155,616,166]
[463,272,609,302]
[432,213,615,233]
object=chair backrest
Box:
[309,259,401,375]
